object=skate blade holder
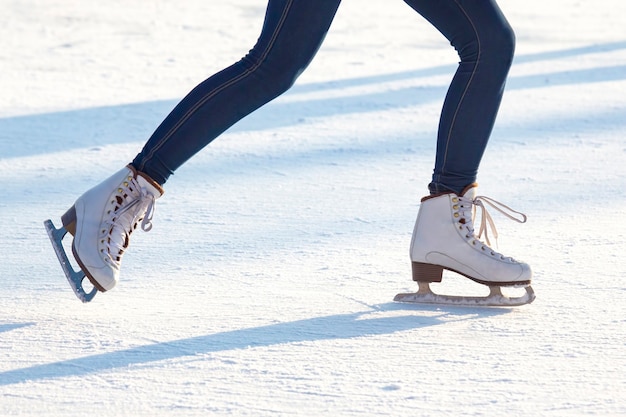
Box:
[394,281,535,307]
[44,219,98,303]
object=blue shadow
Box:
[0,304,507,386]
[1,41,625,160]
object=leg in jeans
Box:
[132,0,342,185]
[56,0,342,294]
[402,0,532,304]
[403,0,515,195]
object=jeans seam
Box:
[138,0,294,171]
[439,0,481,183]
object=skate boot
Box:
[44,165,163,301]
[394,184,535,306]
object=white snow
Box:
[1,0,625,415]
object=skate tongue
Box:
[460,184,477,199]
[136,170,164,198]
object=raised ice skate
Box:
[44,165,163,302]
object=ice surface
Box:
[1,0,625,416]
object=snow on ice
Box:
[1,0,625,416]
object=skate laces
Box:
[458,195,526,252]
[101,177,157,266]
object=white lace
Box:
[457,194,526,259]
[100,177,156,267]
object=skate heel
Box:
[412,262,444,283]
[61,205,77,236]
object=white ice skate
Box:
[394,184,535,307]
[44,165,163,302]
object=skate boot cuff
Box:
[127,164,165,197]
[421,183,478,202]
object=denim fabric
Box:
[403,0,515,194]
[132,0,514,195]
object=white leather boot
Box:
[409,184,531,287]
[61,165,164,292]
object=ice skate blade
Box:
[44,219,98,303]
[394,282,535,307]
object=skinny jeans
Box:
[132,0,515,195]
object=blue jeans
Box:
[132,0,515,196]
